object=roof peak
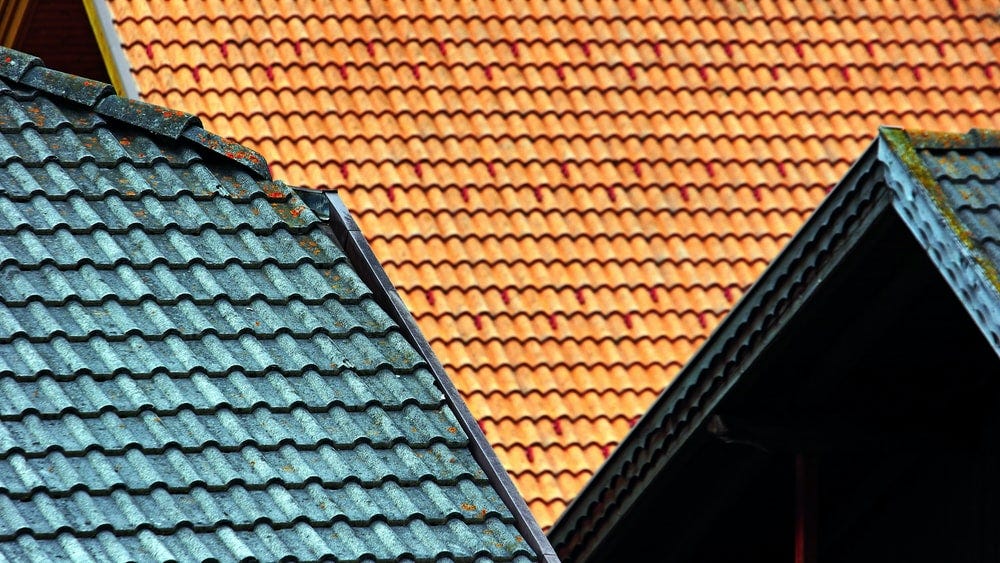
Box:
[0,46,270,179]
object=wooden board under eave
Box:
[0,0,35,48]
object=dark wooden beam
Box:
[0,0,35,48]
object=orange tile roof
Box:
[104,0,1000,528]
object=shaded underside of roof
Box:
[104,0,1000,526]
[0,50,535,561]
[551,126,1000,560]
[881,127,1000,352]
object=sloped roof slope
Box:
[101,0,1000,526]
[0,47,541,561]
[550,126,1000,560]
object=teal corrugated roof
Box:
[0,47,536,562]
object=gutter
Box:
[82,0,139,99]
[320,190,560,563]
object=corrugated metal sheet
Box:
[0,47,536,561]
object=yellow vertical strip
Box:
[81,0,126,95]
[0,1,15,45]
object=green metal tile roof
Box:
[0,46,538,562]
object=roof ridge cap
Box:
[880,126,1000,151]
[0,46,270,180]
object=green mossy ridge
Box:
[908,129,1000,150]
[907,130,970,150]
[881,127,1000,293]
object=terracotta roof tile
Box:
[105,0,1000,527]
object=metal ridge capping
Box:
[0,46,269,179]
[323,190,560,562]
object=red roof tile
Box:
[104,0,1000,527]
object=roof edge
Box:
[879,127,1000,357]
[550,138,890,561]
[0,46,269,180]
[323,191,559,563]
[81,0,139,99]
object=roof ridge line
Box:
[892,127,1000,151]
[0,46,270,180]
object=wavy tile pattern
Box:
[0,61,534,561]
[105,0,1000,526]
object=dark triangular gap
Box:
[15,0,112,85]
[725,195,1000,562]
